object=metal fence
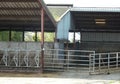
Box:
[0,49,95,73]
[1,48,120,74]
[44,49,95,73]
[90,52,120,74]
[0,49,41,71]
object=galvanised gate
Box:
[0,48,94,73]
[0,48,120,74]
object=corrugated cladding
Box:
[48,7,69,21]
[57,12,71,40]
[81,32,120,42]
[0,0,56,31]
[71,7,120,13]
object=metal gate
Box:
[44,49,95,73]
[90,52,120,74]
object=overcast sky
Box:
[44,0,120,7]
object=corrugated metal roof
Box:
[0,0,56,31]
[71,7,120,12]
[48,7,69,21]
[70,7,120,32]
[47,4,72,21]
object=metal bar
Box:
[89,54,92,73]
[45,49,95,53]
[18,50,21,67]
[67,51,70,70]
[44,49,95,72]
[24,51,29,67]
[41,8,44,72]
[108,54,110,73]
[99,54,101,73]
[36,51,40,67]
[93,52,95,73]
[13,50,19,67]
[116,52,118,69]
[2,50,8,66]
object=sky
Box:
[44,0,120,7]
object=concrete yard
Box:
[0,71,120,84]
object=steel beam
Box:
[0,0,36,2]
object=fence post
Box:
[67,50,70,70]
[93,52,95,73]
[89,54,92,74]
[99,53,101,73]
[89,52,96,74]
[4,50,8,66]
[116,52,118,69]
[108,53,110,73]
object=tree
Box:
[33,32,55,42]
[11,31,22,41]
[0,31,9,41]
[44,32,55,42]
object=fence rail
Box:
[44,49,95,73]
[0,48,120,74]
[90,52,120,74]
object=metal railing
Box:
[1,48,120,74]
[44,49,95,73]
[90,52,120,74]
[0,49,41,68]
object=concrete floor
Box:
[0,71,120,84]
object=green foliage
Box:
[44,32,55,42]
[0,31,55,42]
[11,31,22,41]
[0,31,23,41]
[0,31,9,41]
[34,32,55,42]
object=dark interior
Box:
[71,11,120,32]
[70,9,120,52]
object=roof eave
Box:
[37,0,57,28]
[57,9,70,22]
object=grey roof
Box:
[48,7,69,21]
[47,4,72,21]
[71,7,120,12]
[0,0,56,31]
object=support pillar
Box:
[9,28,11,41]
[41,8,44,72]
[22,30,24,42]
[35,31,37,42]
[73,31,75,48]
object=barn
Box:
[54,7,120,73]
[0,0,56,72]
[0,0,120,74]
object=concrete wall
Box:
[0,42,54,67]
[0,42,54,51]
